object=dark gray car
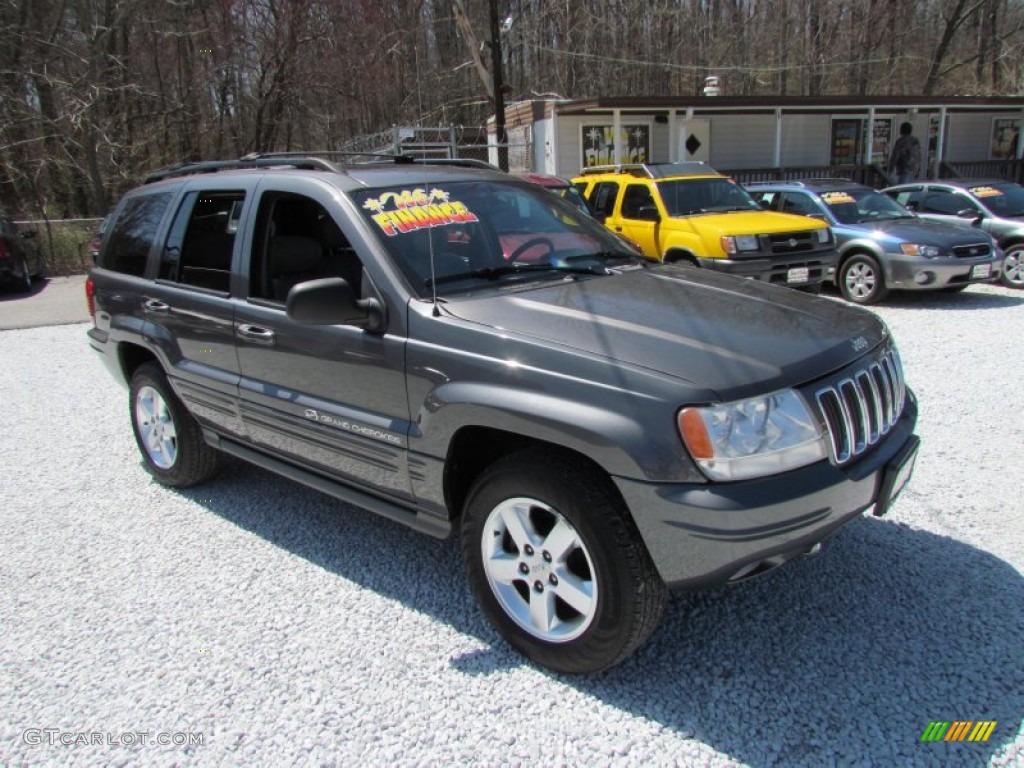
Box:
[883,179,1024,289]
[87,157,919,673]
[748,180,1002,304]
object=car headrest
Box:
[268,236,322,274]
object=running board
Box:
[208,433,452,539]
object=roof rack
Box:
[744,177,858,188]
[579,161,718,179]
[144,156,344,184]
[143,151,504,184]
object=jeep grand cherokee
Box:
[87,155,919,674]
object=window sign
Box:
[581,124,649,168]
[990,118,1020,160]
[830,119,861,165]
[870,119,892,166]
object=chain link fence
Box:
[14,218,103,277]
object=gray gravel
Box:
[1,283,1022,767]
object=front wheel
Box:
[130,363,219,487]
[839,253,888,304]
[1001,244,1024,289]
[461,450,666,674]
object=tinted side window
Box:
[781,193,820,215]
[621,184,654,218]
[923,190,977,215]
[588,182,620,217]
[249,193,363,303]
[160,191,244,292]
[102,192,173,276]
[887,187,923,210]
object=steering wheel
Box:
[508,237,556,262]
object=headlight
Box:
[900,243,942,258]
[816,227,831,243]
[720,235,759,254]
[678,389,827,481]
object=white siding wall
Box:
[556,116,587,177]
[532,117,551,173]
[779,114,832,166]
[946,113,994,161]
[550,106,1020,173]
[709,114,776,169]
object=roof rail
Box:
[144,156,344,184]
[404,157,503,170]
[744,177,858,188]
[579,161,718,178]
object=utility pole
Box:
[452,0,509,171]
[488,0,509,171]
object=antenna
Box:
[428,227,440,317]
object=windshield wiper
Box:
[424,251,645,287]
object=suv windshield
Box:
[657,178,762,216]
[353,181,640,297]
[968,183,1024,216]
[820,188,913,224]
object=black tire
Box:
[17,257,32,293]
[461,449,666,674]
[838,253,888,304]
[129,362,219,487]
[32,252,46,281]
[1001,244,1024,289]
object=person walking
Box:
[889,122,922,183]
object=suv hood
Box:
[443,266,885,400]
[842,216,992,244]
[669,209,826,235]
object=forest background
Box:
[2,0,1023,219]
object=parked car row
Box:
[569,163,1023,304]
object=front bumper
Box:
[615,394,918,590]
[885,251,1002,290]
[698,248,839,287]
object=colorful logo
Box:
[362,188,479,237]
[920,721,997,742]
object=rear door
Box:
[142,179,250,437]
[233,177,413,500]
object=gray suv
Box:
[87,156,919,673]
[883,179,1024,288]
[748,179,1002,304]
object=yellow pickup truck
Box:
[572,163,838,289]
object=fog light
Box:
[914,271,934,285]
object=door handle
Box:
[614,226,623,232]
[237,324,276,345]
[143,298,169,314]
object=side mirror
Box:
[286,277,386,332]
[636,204,661,222]
[957,208,984,221]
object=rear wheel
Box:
[461,449,666,674]
[17,257,32,293]
[839,253,888,304]
[130,363,219,487]
[1001,244,1024,289]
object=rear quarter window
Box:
[101,192,174,276]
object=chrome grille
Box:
[767,231,817,254]
[952,243,991,258]
[815,349,906,464]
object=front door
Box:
[233,181,413,499]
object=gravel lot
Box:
[1,283,1022,767]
